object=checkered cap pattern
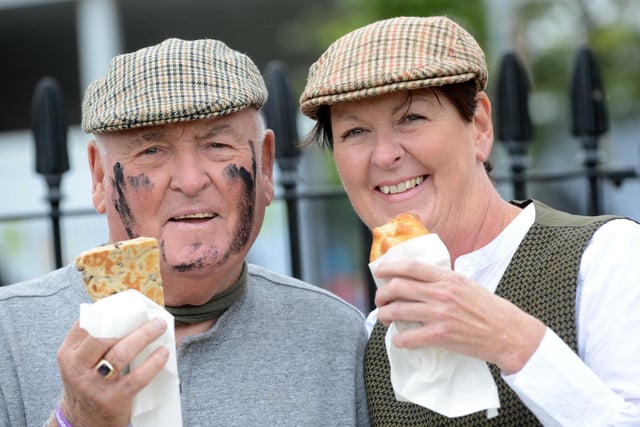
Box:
[300,16,488,119]
[82,38,267,133]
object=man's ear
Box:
[473,92,494,163]
[260,129,276,205]
[88,140,106,214]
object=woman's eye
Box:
[341,128,365,139]
[403,113,425,123]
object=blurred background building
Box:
[1,0,639,314]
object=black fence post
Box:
[263,61,303,279]
[495,52,533,200]
[360,220,376,313]
[31,77,69,269]
[570,46,609,216]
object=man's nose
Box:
[169,154,212,196]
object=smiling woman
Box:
[299,15,640,425]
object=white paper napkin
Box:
[369,234,500,418]
[79,290,183,427]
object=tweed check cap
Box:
[82,38,267,133]
[300,16,488,119]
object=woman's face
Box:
[330,89,493,234]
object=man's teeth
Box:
[379,176,424,195]
[175,213,214,219]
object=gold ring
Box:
[95,359,116,379]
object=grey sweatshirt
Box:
[0,263,370,426]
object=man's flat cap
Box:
[82,38,267,133]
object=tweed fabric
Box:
[82,38,267,134]
[364,201,619,426]
[300,16,487,119]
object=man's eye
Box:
[142,147,160,155]
[207,142,226,149]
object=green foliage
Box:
[514,0,640,146]
[364,0,487,45]
[308,0,487,53]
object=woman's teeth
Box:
[379,176,424,195]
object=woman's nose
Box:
[371,135,405,169]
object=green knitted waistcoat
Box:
[364,200,619,426]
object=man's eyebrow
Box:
[195,123,233,140]
[139,129,169,141]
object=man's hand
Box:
[373,257,546,375]
[55,318,169,427]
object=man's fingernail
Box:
[153,317,166,330]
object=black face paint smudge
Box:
[112,162,136,239]
[164,238,218,272]
[174,258,205,272]
[222,140,256,260]
[127,173,153,189]
[161,236,217,272]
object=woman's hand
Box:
[373,257,546,375]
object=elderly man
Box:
[0,38,369,426]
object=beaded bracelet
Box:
[54,405,72,427]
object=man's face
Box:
[88,109,275,303]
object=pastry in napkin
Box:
[369,213,500,418]
[76,238,182,427]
